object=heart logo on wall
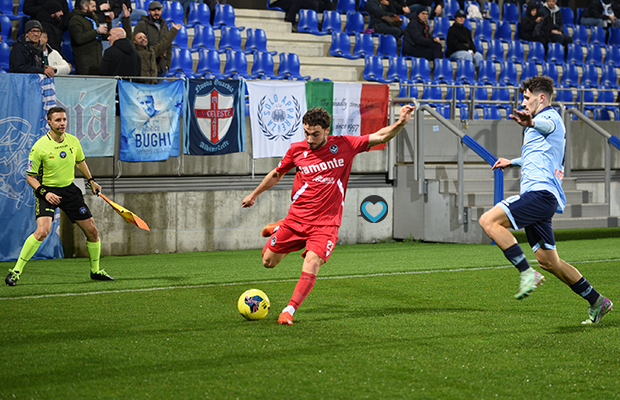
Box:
[360,195,388,223]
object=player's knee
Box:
[33,228,50,241]
[262,257,277,269]
[478,212,492,231]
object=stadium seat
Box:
[266,0,285,12]
[455,59,476,84]
[432,17,450,41]
[526,41,545,65]
[498,61,519,86]
[560,6,575,27]
[590,26,606,45]
[278,52,311,80]
[61,42,74,65]
[0,15,14,46]
[483,107,502,120]
[337,0,357,14]
[362,55,391,83]
[244,28,276,55]
[503,3,520,23]
[321,10,343,34]
[400,15,409,29]
[577,89,596,111]
[377,34,398,58]
[581,64,599,87]
[473,19,492,43]
[135,0,149,11]
[0,41,10,71]
[410,57,431,83]
[344,11,365,35]
[608,28,620,47]
[593,107,611,120]
[495,20,513,43]
[386,56,410,83]
[358,0,368,12]
[546,42,565,65]
[213,4,244,30]
[566,43,584,66]
[560,63,580,87]
[166,48,197,78]
[596,90,620,118]
[542,63,560,85]
[477,60,497,84]
[187,2,210,28]
[251,51,281,80]
[572,25,588,46]
[195,48,224,79]
[0,0,18,20]
[486,40,504,63]
[520,61,539,81]
[585,44,604,67]
[491,86,512,113]
[506,40,525,65]
[353,33,375,57]
[297,9,326,35]
[329,32,361,59]
[421,85,444,107]
[473,38,484,58]
[605,45,620,67]
[191,25,218,52]
[472,86,489,104]
[218,26,244,53]
[484,2,500,24]
[433,58,454,84]
[443,0,458,19]
[601,64,619,88]
[163,0,184,25]
[555,85,574,105]
[223,50,253,79]
[171,26,190,50]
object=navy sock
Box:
[570,277,600,306]
[503,244,531,273]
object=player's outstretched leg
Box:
[583,296,613,325]
[278,271,316,325]
[86,240,114,281]
[261,219,282,237]
[6,234,44,286]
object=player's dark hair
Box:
[520,76,554,99]
[303,107,331,129]
[47,107,67,120]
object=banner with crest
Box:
[247,81,307,159]
[184,79,246,155]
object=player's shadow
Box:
[308,305,486,321]
[552,318,620,334]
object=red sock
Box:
[288,271,316,310]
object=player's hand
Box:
[492,157,511,172]
[172,23,182,30]
[90,181,102,195]
[44,65,55,77]
[241,194,256,208]
[398,104,415,124]
[45,192,62,205]
[509,109,534,127]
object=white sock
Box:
[283,305,295,315]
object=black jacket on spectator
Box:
[99,37,141,76]
[35,6,68,53]
[520,3,547,45]
[537,2,572,47]
[365,0,405,39]
[581,0,620,23]
[9,35,46,74]
[23,0,70,20]
[402,14,443,60]
[445,21,476,58]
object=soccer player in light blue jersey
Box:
[479,76,613,324]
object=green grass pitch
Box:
[1,233,619,399]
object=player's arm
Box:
[76,160,102,195]
[367,105,415,147]
[241,168,286,208]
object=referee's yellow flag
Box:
[98,194,150,231]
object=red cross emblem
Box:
[194,90,234,144]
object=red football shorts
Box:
[263,219,339,262]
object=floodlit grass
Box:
[1,237,619,399]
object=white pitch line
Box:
[1,258,618,301]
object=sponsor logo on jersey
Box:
[329,144,338,154]
[60,151,67,159]
[299,157,345,175]
[27,159,33,171]
[270,236,277,246]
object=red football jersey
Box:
[276,135,370,226]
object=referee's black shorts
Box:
[35,183,93,223]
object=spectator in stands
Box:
[520,2,548,46]
[68,0,109,75]
[99,10,141,76]
[446,9,483,68]
[34,1,68,53]
[23,0,70,21]
[134,1,172,76]
[9,20,55,77]
[41,30,72,75]
[580,0,620,29]
[406,0,443,18]
[269,0,336,31]
[134,22,181,83]
[537,0,572,47]
[112,0,148,27]
[402,7,443,60]
[365,0,406,39]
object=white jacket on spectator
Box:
[44,44,71,75]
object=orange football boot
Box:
[261,219,283,237]
[277,311,294,325]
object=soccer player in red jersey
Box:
[242,105,414,325]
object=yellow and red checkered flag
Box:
[98,194,150,231]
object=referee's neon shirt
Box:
[27,132,85,187]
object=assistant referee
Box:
[6,107,114,286]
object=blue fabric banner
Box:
[0,74,64,262]
[118,80,183,162]
[54,77,116,157]
[184,79,246,155]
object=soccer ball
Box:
[238,289,270,320]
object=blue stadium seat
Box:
[473,38,484,58]
[0,15,14,46]
[298,9,328,35]
[196,48,224,79]
[506,40,525,65]
[0,0,18,20]
[585,44,604,67]
[590,26,606,46]
[386,56,410,83]
[495,20,513,43]
[266,0,285,12]
[278,52,311,80]
[484,2,500,24]
[187,2,210,28]
[251,51,281,80]
[577,89,596,111]
[503,3,519,23]
[566,43,584,66]
[172,26,190,50]
[472,86,489,103]
[213,4,244,30]
[61,42,74,65]
[191,25,218,52]
[581,64,599,87]
[362,55,391,83]
[163,0,184,25]
[596,90,619,118]
[433,58,454,84]
[223,50,253,79]
[601,64,619,88]
[555,85,574,105]
[433,17,450,41]
[491,85,512,114]
[344,11,365,35]
[605,45,620,67]
[166,47,197,78]
[560,63,580,87]
[520,61,539,81]
[483,107,502,120]
[572,25,588,46]
[377,34,398,58]
[561,7,575,28]
[410,57,431,83]
[218,26,244,53]
[245,28,276,55]
[498,61,519,86]
[608,28,620,47]
[486,40,504,63]
[593,107,611,120]
[455,59,476,84]
[329,32,361,59]
[526,41,545,65]
[421,85,444,107]
[337,0,357,14]
[443,0,458,19]
[136,0,149,11]
[473,19,493,43]
[0,41,10,71]
[542,63,560,85]
[321,10,343,34]
[353,33,375,57]
[546,42,565,65]
[477,60,497,84]
[358,0,368,12]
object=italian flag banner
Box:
[306,81,390,150]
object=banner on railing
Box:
[54,77,116,157]
[247,81,307,159]
[184,79,246,155]
[0,74,64,261]
[118,80,183,162]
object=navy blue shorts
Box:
[498,190,558,252]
